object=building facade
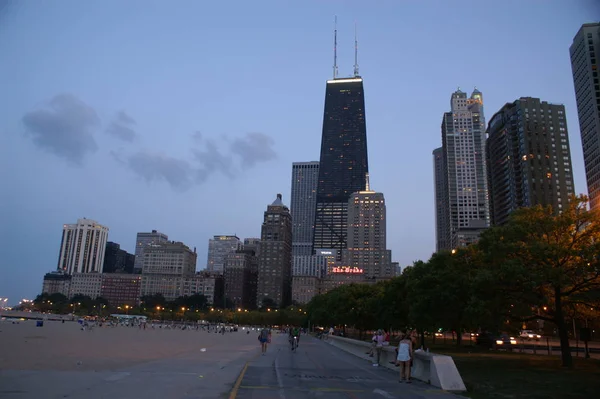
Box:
[486,97,575,225]
[206,235,242,274]
[433,147,450,251]
[570,23,600,210]
[343,177,393,279]
[70,272,103,299]
[314,77,369,259]
[181,272,218,304]
[57,218,109,274]
[42,272,72,297]
[100,274,141,307]
[140,241,197,301]
[291,161,320,257]
[243,238,261,256]
[257,194,293,308]
[291,276,320,305]
[292,255,328,277]
[224,249,258,309]
[440,89,490,248]
[134,230,168,273]
[103,242,135,274]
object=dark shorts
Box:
[259,337,268,343]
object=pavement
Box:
[232,334,461,399]
[0,322,461,399]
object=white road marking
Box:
[373,388,394,398]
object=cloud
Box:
[22,93,99,165]
[230,132,277,167]
[106,110,136,142]
[192,139,235,182]
[126,151,193,191]
[114,132,276,192]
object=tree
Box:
[259,297,277,310]
[478,195,600,367]
[140,293,167,309]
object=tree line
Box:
[28,292,306,326]
[306,195,600,368]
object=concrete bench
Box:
[326,335,466,392]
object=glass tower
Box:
[313,77,369,258]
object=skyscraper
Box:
[313,77,369,259]
[206,235,241,274]
[440,88,489,249]
[343,175,393,279]
[486,97,575,225]
[57,218,109,274]
[433,147,450,251]
[257,194,293,307]
[134,230,168,272]
[140,241,197,301]
[570,23,600,210]
[290,161,320,257]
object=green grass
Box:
[429,344,600,399]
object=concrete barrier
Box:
[325,335,466,392]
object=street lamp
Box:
[125,305,130,315]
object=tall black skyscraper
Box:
[313,76,369,257]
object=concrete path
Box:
[232,334,462,399]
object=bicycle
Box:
[290,336,298,351]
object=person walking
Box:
[258,326,271,355]
[396,332,413,383]
[372,329,385,367]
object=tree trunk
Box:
[555,288,573,368]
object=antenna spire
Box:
[353,21,359,77]
[333,15,338,79]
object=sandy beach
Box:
[0,319,260,372]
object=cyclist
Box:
[287,326,299,349]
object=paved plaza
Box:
[0,320,460,398]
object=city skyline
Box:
[1,1,597,302]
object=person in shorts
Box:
[258,326,271,355]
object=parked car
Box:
[520,330,541,340]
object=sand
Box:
[0,319,260,372]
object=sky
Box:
[1,0,598,304]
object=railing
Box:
[325,335,466,392]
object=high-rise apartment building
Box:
[207,235,241,274]
[134,230,168,272]
[57,218,109,274]
[257,194,293,307]
[243,238,261,256]
[486,97,575,225]
[314,77,369,259]
[433,147,450,252]
[100,274,141,307]
[440,89,490,248]
[570,23,600,210]
[224,249,258,309]
[291,161,320,257]
[140,241,197,301]
[103,242,135,274]
[343,176,393,279]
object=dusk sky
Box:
[1,1,598,304]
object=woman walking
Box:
[396,332,413,383]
